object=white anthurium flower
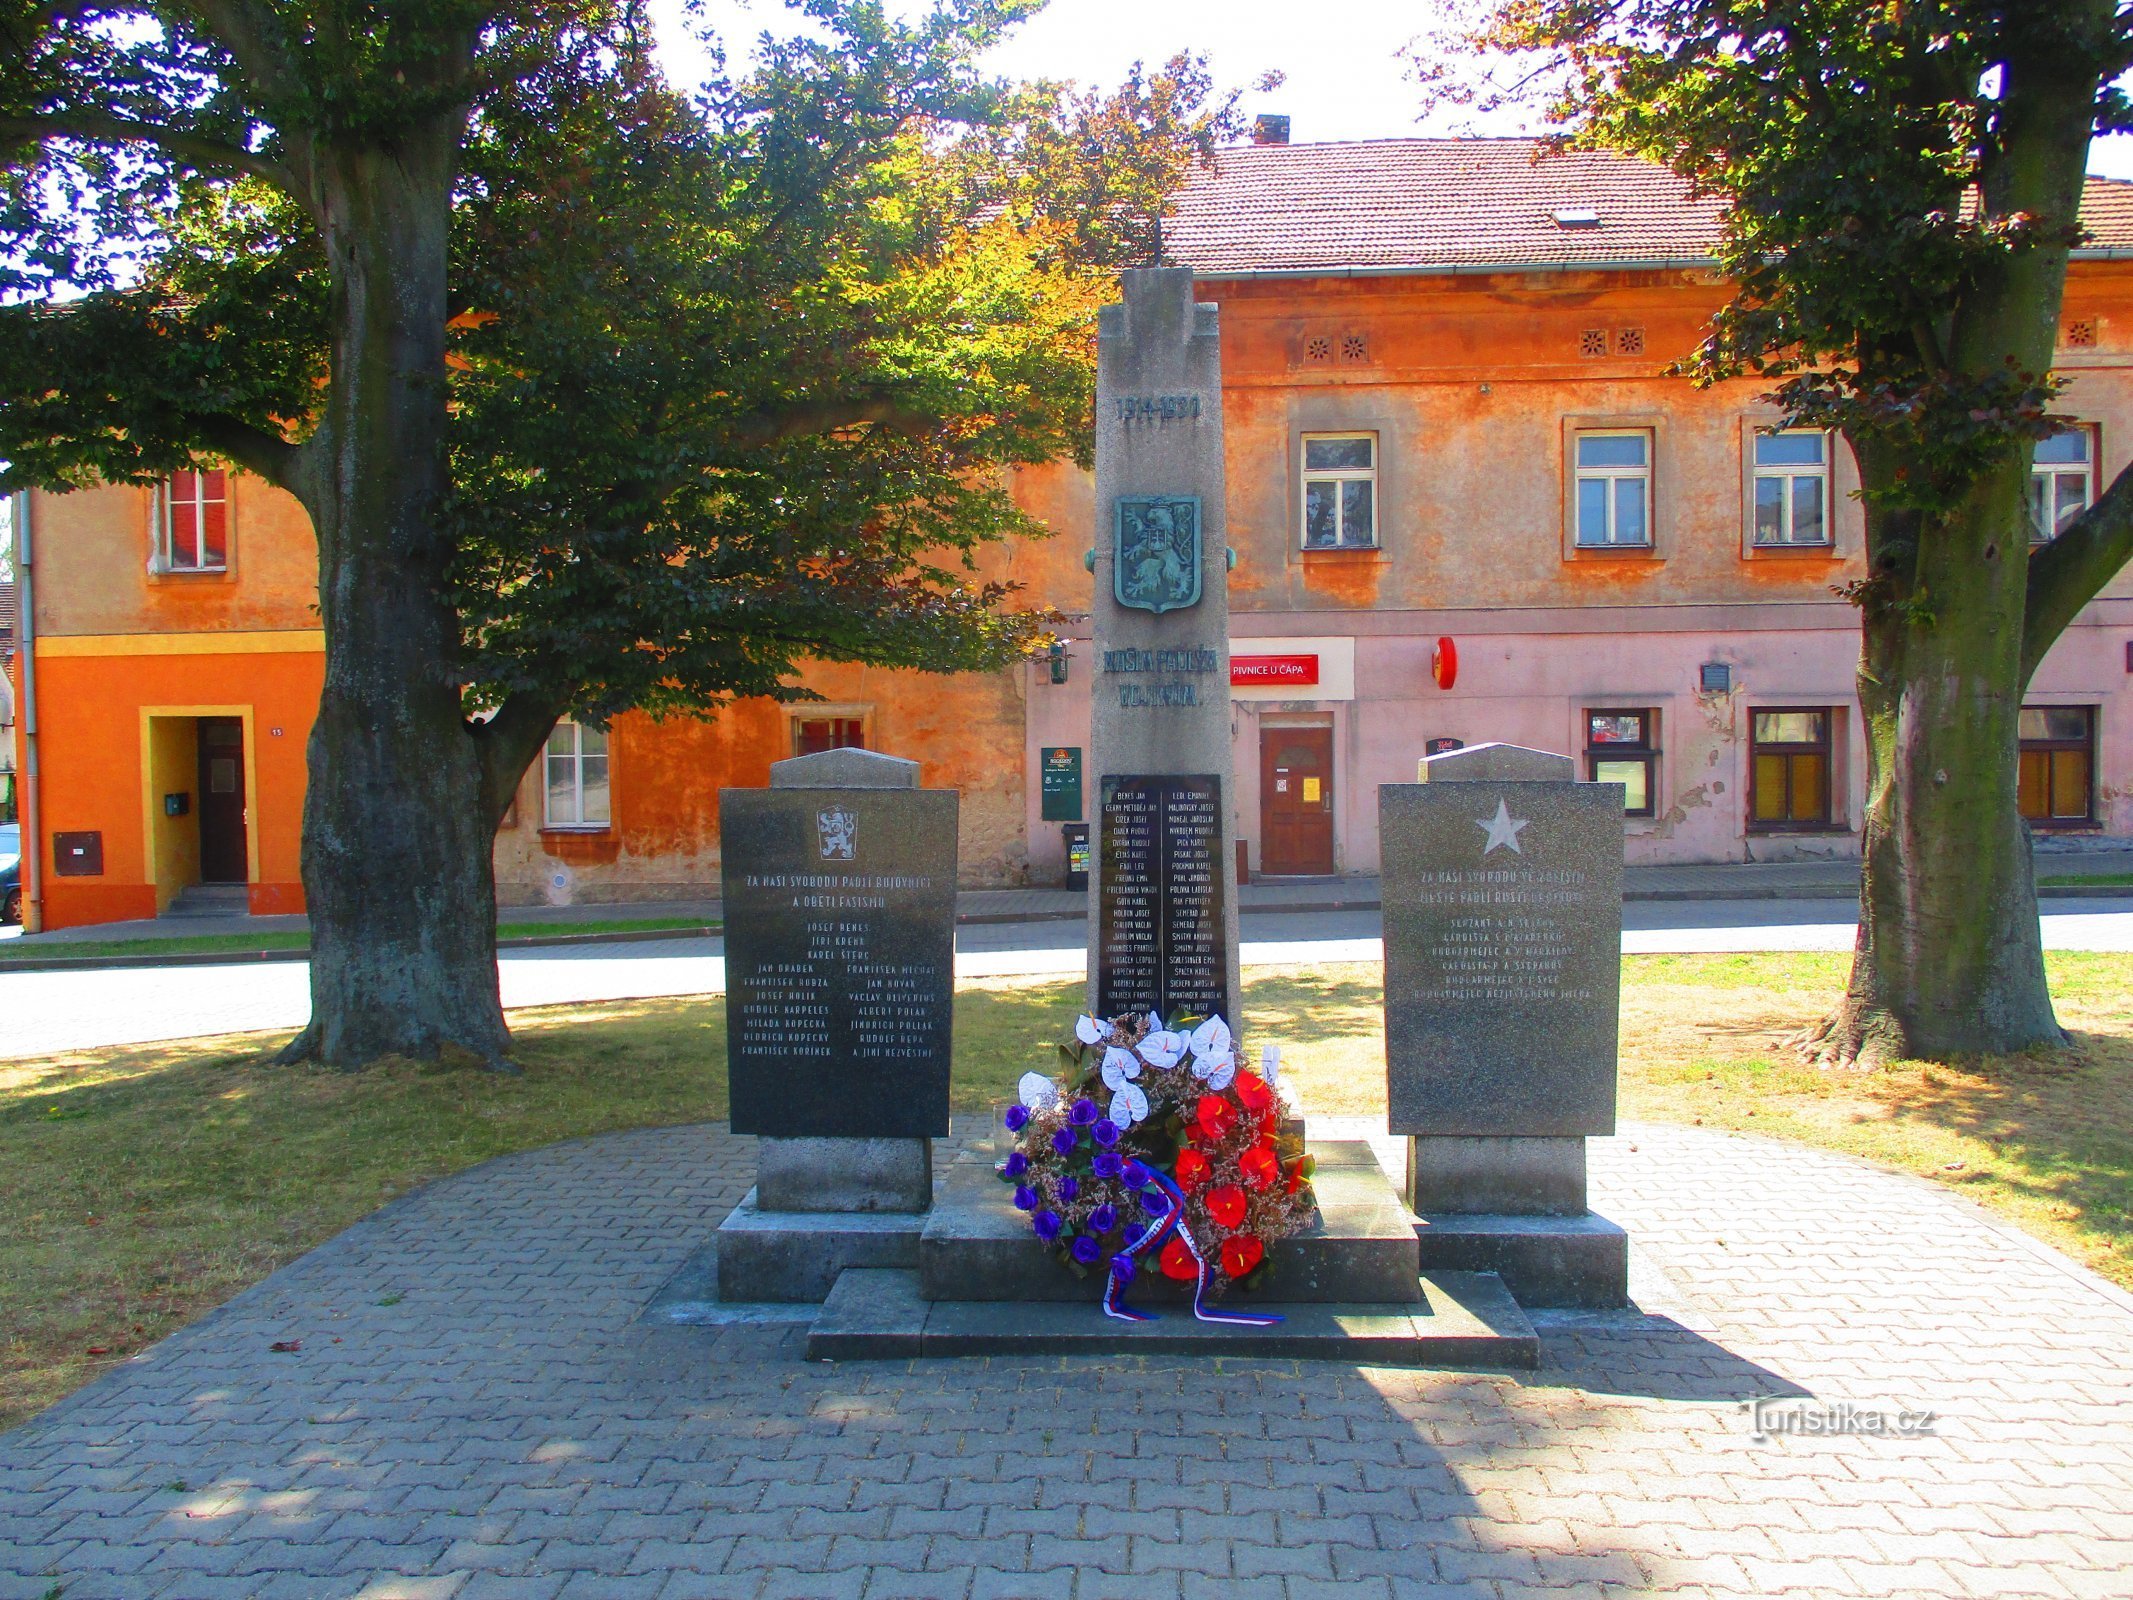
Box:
[1187,1016,1232,1061]
[1146,1011,1165,1035]
[1017,1071,1061,1112]
[1138,1029,1186,1071]
[1190,1047,1236,1091]
[1101,1046,1142,1091]
[1074,1015,1107,1047]
[1109,1080,1149,1128]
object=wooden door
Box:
[1260,727,1334,875]
[197,717,249,884]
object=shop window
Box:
[1585,710,1658,818]
[159,469,229,572]
[794,716,865,757]
[1300,433,1377,549]
[544,720,610,829]
[2018,706,2095,824]
[1750,708,1835,829]
[1573,431,1651,547]
[1751,430,1830,546]
[2029,428,2094,542]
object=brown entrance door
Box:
[197,718,248,884]
[1260,727,1334,876]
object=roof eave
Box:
[1183,256,1721,281]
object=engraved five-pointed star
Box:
[1475,799,1530,856]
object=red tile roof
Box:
[1165,138,2133,276]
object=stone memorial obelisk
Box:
[1086,268,1239,1026]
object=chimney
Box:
[1252,114,1290,147]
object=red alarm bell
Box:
[1431,636,1458,690]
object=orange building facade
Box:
[12,139,2133,929]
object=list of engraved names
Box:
[1405,866,1596,1005]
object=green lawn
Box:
[3,952,2128,1433]
[0,915,721,963]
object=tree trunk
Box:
[281,136,516,1070]
[1801,452,2064,1066]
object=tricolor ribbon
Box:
[1102,1165,1284,1328]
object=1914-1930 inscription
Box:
[721,788,956,1138]
[1096,775,1231,1024]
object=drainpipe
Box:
[13,489,41,933]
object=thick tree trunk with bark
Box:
[1801,454,2064,1066]
[279,135,521,1069]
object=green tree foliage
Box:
[1438,1,2133,1061]
[0,1,1238,1066]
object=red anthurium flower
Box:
[1233,1071,1274,1112]
[1206,1184,1247,1229]
[1195,1094,1236,1142]
[1174,1147,1212,1191]
[1159,1236,1198,1280]
[1240,1144,1280,1191]
[1220,1235,1264,1279]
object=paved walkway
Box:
[2,1120,2129,1599]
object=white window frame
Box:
[1750,429,1832,546]
[543,719,611,830]
[157,470,229,573]
[1572,430,1653,548]
[2029,427,2095,543]
[1299,432,1378,550]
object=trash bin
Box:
[1062,823,1090,891]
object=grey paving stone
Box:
[0,1120,2126,1600]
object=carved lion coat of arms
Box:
[817,806,857,860]
[1113,496,1203,615]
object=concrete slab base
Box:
[1414,1210,1629,1309]
[713,1188,925,1303]
[806,1267,1538,1367]
[919,1142,1422,1305]
[756,1136,932,1213]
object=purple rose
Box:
[1139,1189,1169,1216]
[1013,1184,1038,1211]
[1070,1235,1102,1266]
[1122,1220,1146,1246]
[1003,1151,1028,1177]
[1120,1159,1152,1189]
[1057,1176,1080,1203]
[1050,1128,1078,1158]
[1070,1098,1099,1128]
[1033,1209,1063,1243]
[1092,1152,1124,1180]
[1110,1254,1137,1283]
[1089,1204,1118,1233]
[1003,1105,1030,1133]
[1092,1118,1120,1148]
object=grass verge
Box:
[3,952,2127,1431]
[0,917,722,963]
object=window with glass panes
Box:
[1573,431,1651,546]
[1300,434,1376,549]
[1585,710,1658,817]
[794,717,865,757]
[2028,429,2094,541]
[1751,430,1830,545]
[2017,707,2095,824]
[1750,708,1834,828]
[161,470,229,571]
[544,720,610,828]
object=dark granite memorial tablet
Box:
[1096,774,1232,1023]
[1380,780,1622,1138]
[721,787,957,1138]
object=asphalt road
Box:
[4,897,2130,1061]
